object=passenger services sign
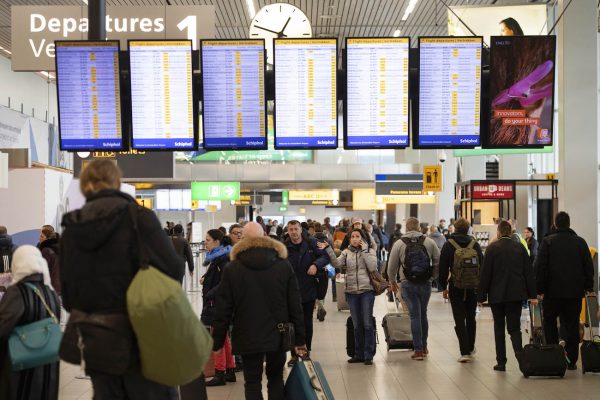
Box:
[11,6,215,71]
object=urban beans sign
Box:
[10,6,215,71]
[471,182,515,200]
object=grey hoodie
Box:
[428,231,447,251]
[387,231,441,283]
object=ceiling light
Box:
[82,0,88,4]
[0,46,12,55]
[402,0,419,21]
[39,71,55,79]
[393,29,401,37]
[245,0,256,19]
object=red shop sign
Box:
[471,183,514,200]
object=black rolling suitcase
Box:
[520,302,567,378]
[581,293,600,374]
[346,316,377,358]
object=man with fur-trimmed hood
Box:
[212,222,307,400]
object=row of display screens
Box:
[56,36,556,151]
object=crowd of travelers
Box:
[0,160,598,400]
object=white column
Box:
[499,154,530,228]
[557,0,599,246]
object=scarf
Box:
[10,245,53,288]
[204,245,232,266]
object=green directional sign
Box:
[191,182,240,201]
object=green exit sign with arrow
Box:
[191,182,241,201]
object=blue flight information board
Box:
[418,37,482,147]
[129,40,195,150]
[201,40,266,149]
[274,39,337,149]
[346,38,410,148]
[55,41,123,150]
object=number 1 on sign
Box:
[177,15,197,50]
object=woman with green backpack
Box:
[0,245,61,400]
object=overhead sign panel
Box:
[352,188,386,211]
[375,174,424,196]
[191,181,240,201]
[11,6,215,71]
[471,182,514,200]
[289,189,339,205]
[423,165,442,192]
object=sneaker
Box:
[317,307,327,322]
[457,355,472,363]
[470,347,477,356]
[347,357,364,364]
[493,364,506,372]
[411,351,425,361]
[287,357,298,367]
[423,347,429,357]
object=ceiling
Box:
[0,0,551,56]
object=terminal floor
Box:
[58,291,600,400]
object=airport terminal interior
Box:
[1,0,600,399]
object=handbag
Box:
[59,309,133,374]
[9,282,61,371]
[368,270,390,296]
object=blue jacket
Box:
[285,236,329,303]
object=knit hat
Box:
[351,218,363,225]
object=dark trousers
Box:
[316,276,329,301]
[241,351,287,400]
[449,286,477,355]
[89,369,178,400]
[302,300,315,351]
[543,298,582,365]
[490,301,523,365]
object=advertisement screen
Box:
[345,38,410,149]
[56,41,123,151]
[129,40,196,150]
[486,36,556,147]
[416,37,482,148]
[201,40,266,150]
[274,39,337,149]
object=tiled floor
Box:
[59,290,600,400]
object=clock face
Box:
[249,3,312,65]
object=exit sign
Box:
[191,182,240,201]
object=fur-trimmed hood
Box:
[231,236,287,261]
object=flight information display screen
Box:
[274,39,337,149]
[55,41,123,151]
[201,40,266,150]
[417,37,482,148]
[345,38,410,148]
[129,40,195,150]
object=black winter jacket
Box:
[478,237,536,304]
[201,251,230,326]
[171,235,194,273]
[534,229,594,299]
[438,234,484,291]
[60,190,184,313]
[40,238,61,295]
[284,236,329,303]
[212,236,306,355]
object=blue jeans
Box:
[401,281,432,352]
[346,291,376,360]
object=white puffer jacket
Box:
[327,245,378,294]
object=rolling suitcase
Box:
[285,357,334,400]
[581,293,600,374]
[336,276,348,311]
[346,316,377,358]
[520,302,567,378]
[382,292,413,351]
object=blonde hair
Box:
[80,159,122,198]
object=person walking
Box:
[319,229,378,365]
[387,217,440,361]
[284,220,329,366]
[523,227,539,264]
[171,224,195,277]
[201,229,235,386]
[38,226,61,295]
[534,211,594,370]
[212,222,306,400]
[438,218,483,363]
[0,245,61,400]
[0,226,15,274]
[478,221,537,372]
[60,160,184,399]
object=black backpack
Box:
[401,236,432,283]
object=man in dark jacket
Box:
[171,224,195,275]
[212,222,306,400]
[478,221,537,372]
[284,220,329,365]
[439,218,483,363]
[0,226,15,273]
[534,211,594,370]
[60,160,184,400]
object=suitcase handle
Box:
[585,293,599,340]
[529,301,547,346]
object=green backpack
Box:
[448,239,480,290]
[127,265,213,386]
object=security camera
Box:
[439,150,447,163]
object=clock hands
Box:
[253,25,282,36]
[279,17,292,37]
[254,16,293,38]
